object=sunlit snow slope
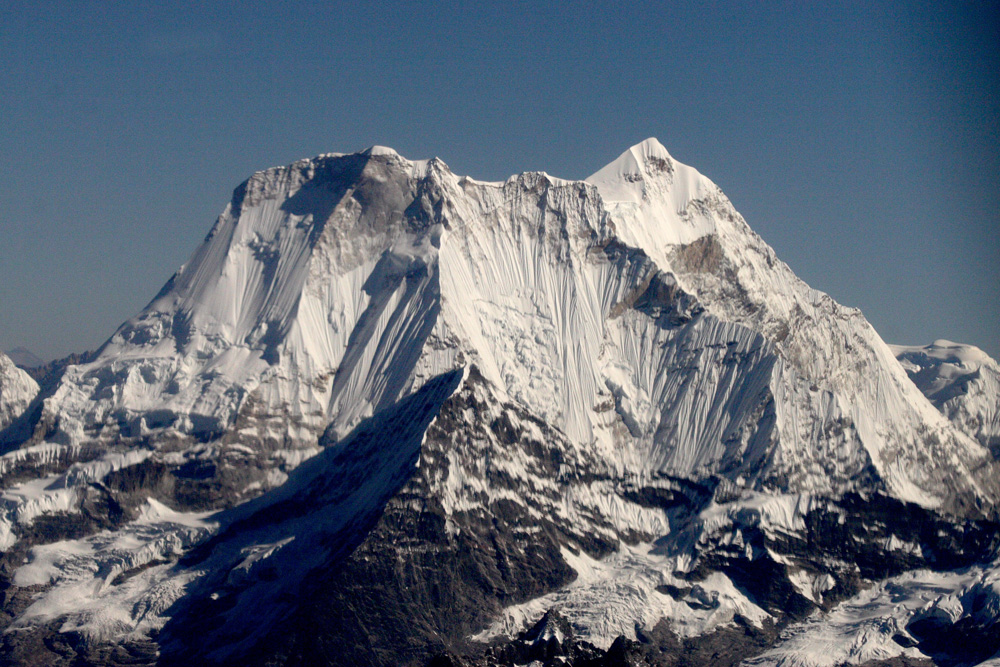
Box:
[892,340,1000,453]
[0,352,38,431]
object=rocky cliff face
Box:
[0,142,997,667]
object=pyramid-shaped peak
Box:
[629,137,672,161]
[612,137,674,170]
[584,137,716,213]
[585,138,676,188]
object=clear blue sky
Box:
[2,2,997,360]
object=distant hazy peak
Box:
[891,339,999,451]
[890,339,993,370]
[4,347,44,369]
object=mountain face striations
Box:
[0,141,998,667]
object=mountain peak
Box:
[605,137,673,170]
[584,137,713,209]
[3,143,1000,666]
[586,137,672,182]
[362,144,401,158]
[890,339,999,451]
[892,339,992,369]
[630,136,672,160]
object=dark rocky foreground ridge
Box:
[2,368,997,666]
[0,142,998,666]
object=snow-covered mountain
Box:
[13,140,994,509]
[0,141,997,667]
[0,352,38,431]
[892,340,1000,454]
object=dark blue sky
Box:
[2,2,998,360]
